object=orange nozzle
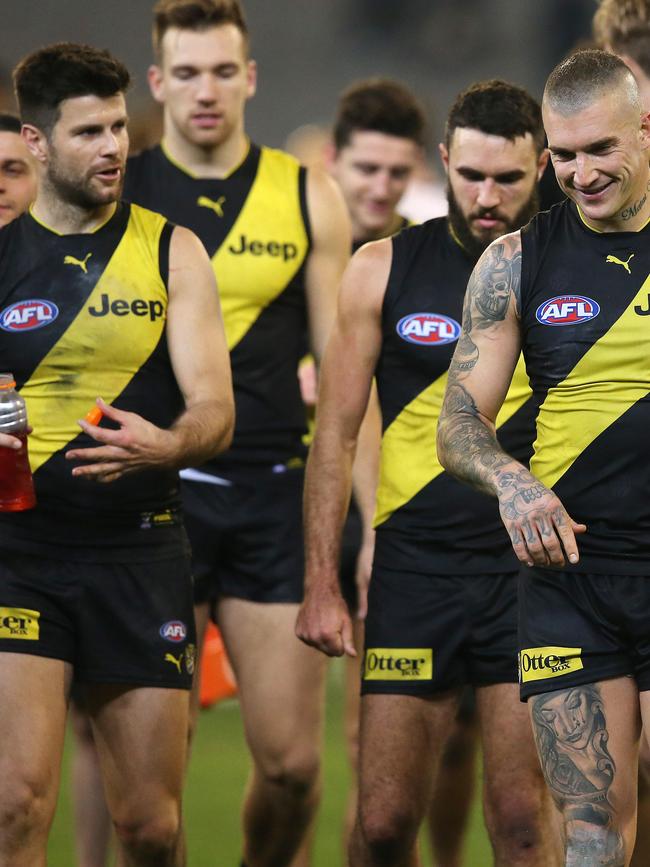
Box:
[84,406,103,426]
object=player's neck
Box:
[579,170,650,234]
[162,124,249,179]
[31,186,117,235]
[354,211,404,245]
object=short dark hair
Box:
[333,78,427,151]
[152,0,249,59]
[14,43,130,136]
[0,113,21,135]
[544,48,638,115]
[594,0,650,75]
[445,79,545,154]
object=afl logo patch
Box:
[396,312,461,346]
[159,621,187,643]
[535,295,600,326]
[0,299,59,332]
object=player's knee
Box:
[0,775,50,837]
[484,784,544,853]
[257,746,321,799]
[114,804,181,856]
[357,801,418,863]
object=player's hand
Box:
[496,469,586,567]
[354,531,375,620]
[295,583,356,658]
[65,398,175,483]
[0,426,32,450]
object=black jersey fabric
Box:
[0,203,187,560]
[521,199,650,573]
[125,142,311,472]
[373,217,535,574]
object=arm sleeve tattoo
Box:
[438,236,522,495]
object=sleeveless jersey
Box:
[374,217,535,574]
[521,199,650,573]
[0,203,186,561]
[125,142,311,472]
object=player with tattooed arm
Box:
[438,50,650,866]
[297,80,557,867]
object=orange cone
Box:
[199,621,238,708]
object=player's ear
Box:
[537,147,550,181]
[21,124,48,165]
[323,140,338,172]
[246,60,257,99]
[438,141,450,174]
[148,65,165,103]
[640,110,650,152]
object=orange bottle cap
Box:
[0,376,16,390]
[84,406,103,426]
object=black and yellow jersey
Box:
[0,203,186,561]
[521,199,650,573]
[125,141,311,472]
[374,217,534,574]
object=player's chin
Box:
[89,180,124,205]
[184,124,229,148]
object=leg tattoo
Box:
[531,685,625,866]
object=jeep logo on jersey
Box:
[396,312,461,346]
[228,234,298,262]
[535,295,600,326]
[160,621,187,643]
[0,299,59,332]
[88,293,164,321]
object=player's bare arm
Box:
[437,231,585,567]
[303,167,381,618]
[296,241,388,657]
[303,167,352,362]
[67,226,234,482]
[350,383,381,620]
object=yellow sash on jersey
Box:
[531,273,650,488]
[24,205,168,473]
[374,355,530,526]
[212,147,309,350]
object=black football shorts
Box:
[361,563,519,696]
[519,567,650,700]
[0,549,195,689]
[182,466,304,605]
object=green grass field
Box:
[48,660,492,865]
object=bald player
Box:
[439,50,650,865]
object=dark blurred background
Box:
[1,0,596,152]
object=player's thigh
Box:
[218,597,327,759]
[344,620,364,765]
[529,677,640,830]
[477,682,541,786]
[638,692,650,758]
[357,692,459,818]
[0,653,71,815]
[189,600,212,735]
[86,684,190,816]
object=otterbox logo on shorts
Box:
[363,648,432,681]
[519,646,583,683]
[0,608,40,639]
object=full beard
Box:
[47,158,123,211]
[447,182,540,262]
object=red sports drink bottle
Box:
[0,373,36,511]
